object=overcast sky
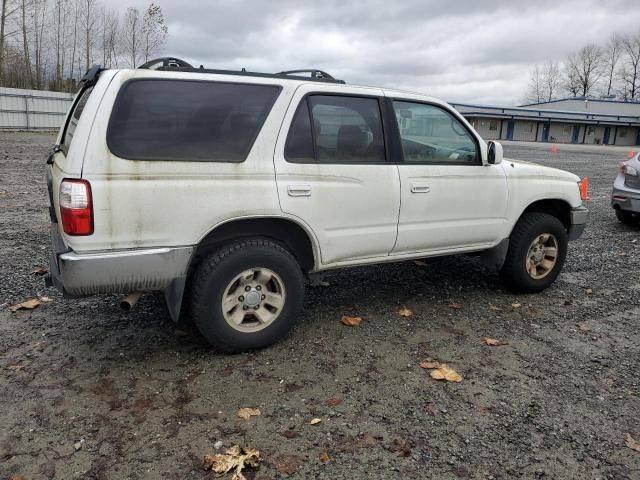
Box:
[130,0,640,105]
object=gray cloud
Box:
[129,0,640,104]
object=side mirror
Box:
[487,141,503,165]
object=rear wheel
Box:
[500,213,568,293]
[189,239,305,352]
[615,209,637,225]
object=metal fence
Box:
[0,87,73,130]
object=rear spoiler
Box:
[80,64,103,88]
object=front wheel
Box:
[189,239,305,352]
[500,213,568,293]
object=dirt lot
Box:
[1,132,639,480]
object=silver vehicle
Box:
[612,153,640,225]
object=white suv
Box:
[46,58,589,352]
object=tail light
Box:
[620,162,638,176]
[59,179,93,235]
[578,177,589,201]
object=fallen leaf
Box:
[327,398,342,407]
[384,437,411,457]
[483,337,508,346]
[488,305,502,311]
[309,417,322,425]
[39,296,53,303]
[319,451,330,463]
[413,260,428,267]
[511,303,522,309]
[9,299,41,312]
[280,430,299,439]
[32,267,48,276]
[421,361,463,383]
[448,303,464,310]
[236,407,261,421]
[272,454,305,475]
[204,445,261,480]
[398,307,413,317]
[7,364,27,371]
[419,360,443,370]
[340,315,363,327]
[627,433,640,452]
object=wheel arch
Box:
[191,216,320,274]
[516,199,572,233]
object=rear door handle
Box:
[287,184,312,197]
[410,182,430,193]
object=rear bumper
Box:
[611,185,640,214]
[568,205,588,241]
[47,225,193,297]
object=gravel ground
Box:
[1,132,639,480]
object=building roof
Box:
[520,97,640,117]
[450,102,640,127]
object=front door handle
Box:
[287,184,312,197]
[410,182,430,193]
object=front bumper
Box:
[568,205,588,241]
[47,225,194,297]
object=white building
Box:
[452,98,640,146]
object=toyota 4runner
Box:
[46,57,589,352]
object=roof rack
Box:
[137,57,346,84]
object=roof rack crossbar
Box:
[277,69,337,80]
[138,57,194,69]
[133,57,346,84]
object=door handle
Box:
[287,184,312,197]
[410,182,430,193]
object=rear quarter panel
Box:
[71,70,297,252]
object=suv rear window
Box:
[107,79,281,162]
[62,86,94,152]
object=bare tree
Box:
[543,60,561,102]
[619,31,640,100]
[526,64,544,103]
[121,6,140,67]
[1,0,166,90]
[141,2,166,62]
[101,7,118,67]
[19,0,32,87]
[80,0,96,70]
[0,0,19,82]
[32,0,47,88]
[564,44,604,97]
[602,34,622,96]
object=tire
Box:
[616,209,637,225]
[189,238,305,352]
[500,213,568,293]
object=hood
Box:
[504,158,581,183]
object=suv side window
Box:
[62,86,94,152]
[285,95,386,163]
[107,79,281,162]
[392,100,479,165]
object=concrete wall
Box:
[0,87,73,130]
[614,127,639,147]
[467,118,500,140]
[464,117,640,146]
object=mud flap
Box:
[164,276,187,322]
